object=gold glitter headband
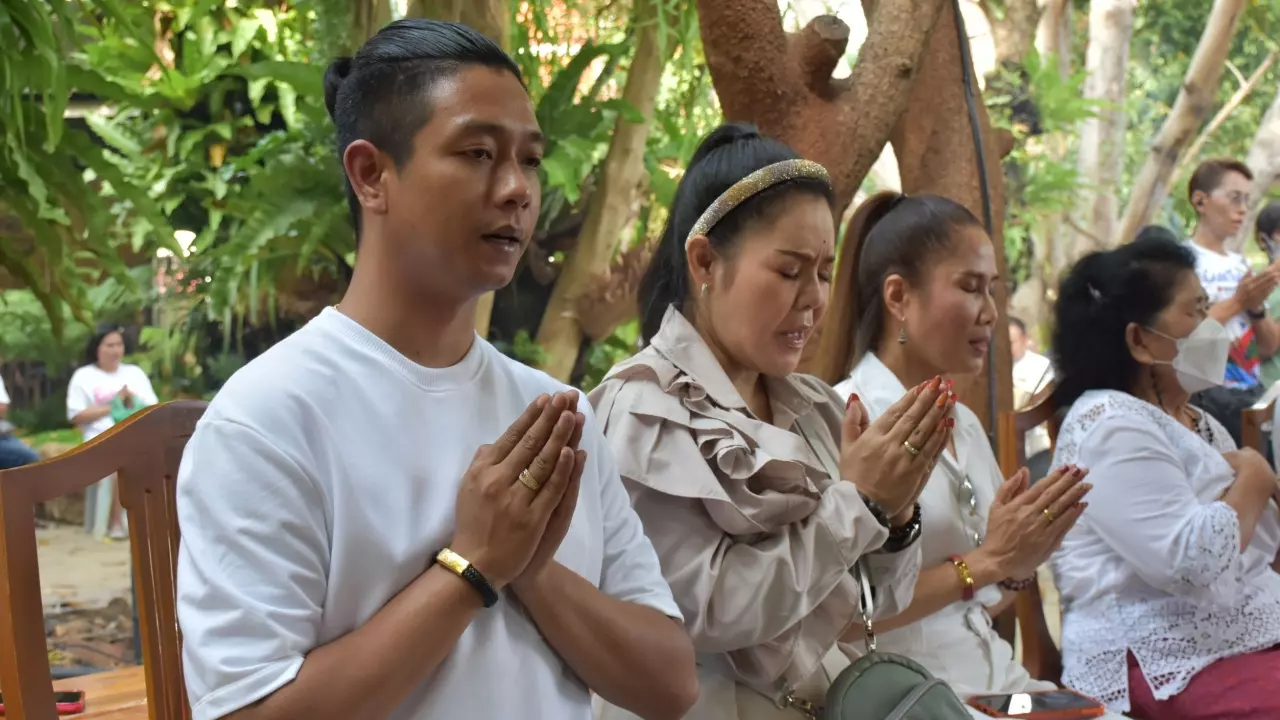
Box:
[685,159,832,248]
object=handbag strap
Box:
[793,410,878,655]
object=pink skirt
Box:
[1127,647,1280,719]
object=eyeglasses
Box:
[1217,190,1252,209]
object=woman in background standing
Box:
[67,325,158,539]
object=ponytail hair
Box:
[815,191,982,382]
[1051,233,1195,410]
[637,123,834,344]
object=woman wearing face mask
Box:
[1050,234,1280,719]
[818,192,1102,717]
[590,125,945,719]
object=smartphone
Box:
[0,690,86,715]
[967,689,1105,719]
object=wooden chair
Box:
[995,385,1063,683]
[0,401,207,720]
[1240,393,1276,459]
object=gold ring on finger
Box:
[902,440,922,459]
[1043,508,1055,525]
[519,468,541,492]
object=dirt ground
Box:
[37,522,138,669]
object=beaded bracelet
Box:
[998,575,1037,592]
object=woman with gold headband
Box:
[589,124,948,718]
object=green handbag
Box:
[822,562,973,720]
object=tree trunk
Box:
[406,0,508,336]
[1062,0,1135,266]
[696,0,947,216]
[1115,0,1245,246]
[408,0,507,41]
[983,0,1044,66]
[1010,0,1073,341]
[354,0,395,45]
[1229,83,1280,253]
[533,0,669,381]
[888,0,1014,431]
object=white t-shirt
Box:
[0,375,9,405]
[1189,242,1260,388]
[175,308,681,720]
[65,363,158,440]
[1012,351,1055,458]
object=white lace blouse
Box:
[1051,389,1280,712]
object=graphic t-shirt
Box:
[65,363,158,440]
[1190,243,1260,389]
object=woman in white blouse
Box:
[819,192,1114,719]
[1051,233,1280,719]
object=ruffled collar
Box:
[647,306,826,429]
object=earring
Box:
[898,327,908,345]
[700,283,708,298]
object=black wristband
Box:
[858,493,892,529]
[1248,306,1267,320]
[435,548,499,608]
[882,502,922,553]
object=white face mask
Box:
[1146,318,1231,394]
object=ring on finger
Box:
[1042,507,1054,525]
[519,468,541,492]
[903,440,922,459]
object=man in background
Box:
[0,373,40,470]
[1185,158,1280,449]
[1009,316,1053,480]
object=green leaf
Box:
[226,61,324,98]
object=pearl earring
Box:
[700,283,708,298]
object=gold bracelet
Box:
[948,554,975,601]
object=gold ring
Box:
[902,440,921,459]
[1043,508,1055,525]
[519,469,541,492]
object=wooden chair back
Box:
[994,385,1063,683]
[0,401,206,720]
[1240,393,1276,458]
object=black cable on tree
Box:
[952,0,1000,451]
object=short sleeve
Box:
[128,366,159,406]
[579,401,682,620]
[1076,414,1244,606]
[176,418,331,720]
[66,369,94,421]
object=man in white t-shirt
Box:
[1184,159,1280,449]
[174,19,697,720]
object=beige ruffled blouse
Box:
[588,308,922,702]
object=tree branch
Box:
[795,15,850,96]
[836,0,947,202]
[696,0,792,122]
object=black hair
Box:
[1051,234,1197,410]
[1009,316,1027,334]
[1134,224,1180,244]
[323,19,523,242]
[637,123,834,344]
[819,192,983,382]
[1257,202,1280,249]
[84,324,129,367]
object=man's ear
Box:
[343,139,391,217]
